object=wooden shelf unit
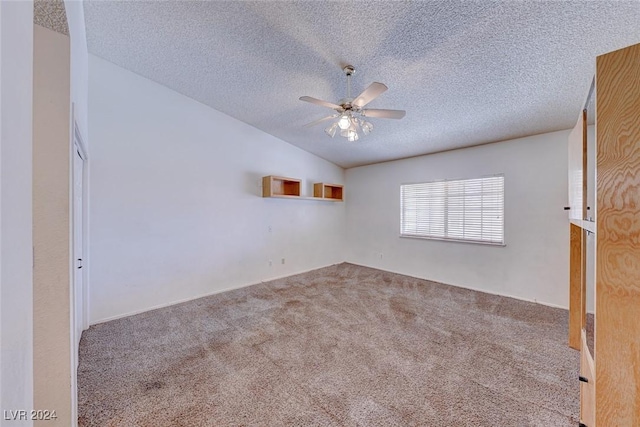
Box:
[313,183,344,201]
[262,176,301,198]
[567,41,640,427]
[262,176,344,201]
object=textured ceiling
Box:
[34,0,68,35]
[84,1,640,168]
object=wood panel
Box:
[580,110,588,332]
[569,223,582,350]
[581,109,588,219]
[262,176,273,197]
[313,183,323,198]
[581,226,587,332]
[595,42,640,427]
[581,331,596,427]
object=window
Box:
[400,175,504,245]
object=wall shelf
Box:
[262,176,301,198]
[314,183,344,201]
[262,176,343,202]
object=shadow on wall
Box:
[245,172,264,196]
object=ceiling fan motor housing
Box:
[338,99,354,111]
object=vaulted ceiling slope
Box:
[84,1,640,168]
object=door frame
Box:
[72,117,89,331]
[70,104,88,427]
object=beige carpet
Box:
[78,263,579,426]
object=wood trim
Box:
[262,176,273,197]
[313,183,324,198]
[580,331,596,426]
[595,42,640,426]
[264,195,342,202]
[569,223,582,350]
[580,227,587,331]
[580,109,588,332]
[568,107,588,349]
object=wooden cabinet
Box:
[568,41,640,427]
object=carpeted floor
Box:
[78,263,579,426]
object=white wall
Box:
[62,6,90,421]
[32,24,72,426]
[0,1,34,425]
[346,130,570,309]
[63,0,88,140]
[88,55,345,323]
[585,125,595,314]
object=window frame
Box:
[399,174,506,247]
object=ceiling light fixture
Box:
[324,122,338,138]
[338,113,351,130]
[301,65,406,142]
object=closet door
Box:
[595,41,640,427]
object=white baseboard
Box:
[345,261,570,311]
[91,262,340,325]
[93,260,583,325]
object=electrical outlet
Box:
[379,253,383,259]
[268,225,272,233]
[281,258,285,264]
[268,260,273,267]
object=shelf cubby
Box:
[262,176,343,201]
[314,183,344,201]
[262,176,301,198]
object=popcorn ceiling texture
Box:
[83,1,640,168]
[78,263,580,426]
[34,0,68,36]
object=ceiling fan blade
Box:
[299,96,342,110]
[362,109,406,119]
[352,82,388,108]
[304,115,338,128]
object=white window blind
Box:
[400,175,504,245]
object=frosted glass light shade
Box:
[361,121,373,135]
[338,114,351,130]
[325,122,338,137]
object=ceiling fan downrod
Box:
[344,65,355,101]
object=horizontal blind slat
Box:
[401,175,504,244]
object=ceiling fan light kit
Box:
[300,65,405,142]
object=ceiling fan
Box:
[300,65,406,142]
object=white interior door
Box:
[73,146,85,356]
